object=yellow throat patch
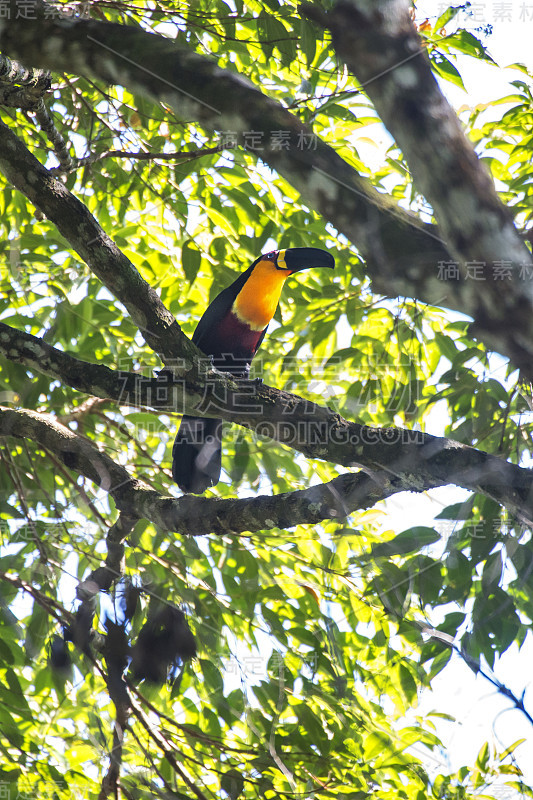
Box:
[233,258,290,331]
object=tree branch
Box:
[0,404,444,534]
[128,696,211,800]
[0,51,71,166]
[33,96,74,170]
[0,114,199,371]
[0,404,399,534]
[0,51,50,101]
[302,0,533,370]
[421,625,533,729]
[2,371,533,528]
[3,8,533,378]
[48,144,227,175]
[78,513,137,601]
[3,320,533,523]
[0,8,458,309]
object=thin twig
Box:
[129,697,211,800]
[33,97,74,170]
[420,625,533,728]
[49,144,227,175]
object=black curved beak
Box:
[277,247,335,272]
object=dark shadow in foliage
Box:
[104,617,131,707]
[49,632,72,675]
[122,579,142,623]
[62,601,95,655]
[130,600,197,684]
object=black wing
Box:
[192,264,255,350]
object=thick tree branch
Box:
[0,317,247,421]
[0,52,72,168]
[0,114,199,371]
[2,326,533,527]
[0,51,51,104]
[303,0,533,369]
[1,8,532,527]
[0,8,458,308]
[0,404,400,533]
[99,692,129,800]
[2,9,533,378]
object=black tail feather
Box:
[172,416,222,493]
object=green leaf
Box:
[372,527,440,558]
[221,768,244,799]
[300,20,317,67]
[481,550,503,595]
[181,240,202,283]
[440,29,497,63]
[499,738,526,760]
[431,53,466,91]
[435,497,475,520]
[434,4,464,30]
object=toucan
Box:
[172,247,335,493]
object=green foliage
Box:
[0,1,531,798]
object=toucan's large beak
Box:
[277,247,335,272]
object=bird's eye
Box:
[263,251,277,260]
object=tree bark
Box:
[303,0,533,369]
[2,335,533,528]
